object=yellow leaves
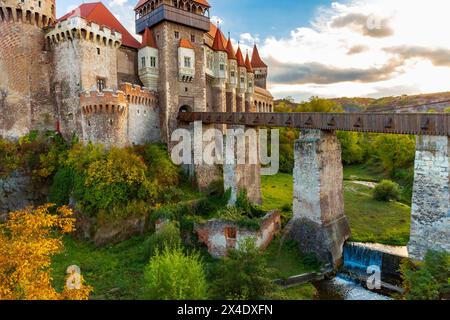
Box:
[0,204,92,300]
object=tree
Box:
[211,238,279,300]
[371,134,415,177]
[143,221,182,261]
[0,204,92,300]
[337,131,364,165]
[143,247,208,300]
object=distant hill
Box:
[275,92,450,113]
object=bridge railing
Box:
[177,112,450,136]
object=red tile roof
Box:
[135,0,210,10]
[58,2,141,49]
[179,38,194,49]
[212,28,227,52]
[245,52,254,73]
[251,45,267,68]
[141,28,157,48]
[236,47,246,68]
[225,37,237,60]
[208,23,226,43]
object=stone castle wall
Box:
[409,135,450,260]
[0,5,55,139]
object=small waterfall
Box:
[343,243,383,274]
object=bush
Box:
[211,238,279,300]
[141,144,181,186]
[400,250,450,300]
[144,221,182,261]
[98,200,152,227]
[373,180,401,202]
[48,167,75,206]
[0,138,19,177]
[143,247,208,300]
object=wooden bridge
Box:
[178,112,450,136]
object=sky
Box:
[56,0,450,102]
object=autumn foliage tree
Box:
[0,204,92,300]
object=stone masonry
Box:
[290,130,351,267]
[409,135,450,260]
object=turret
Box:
[251,45,268,89]
[212,28,228,81]
[178,38,196,82]
[245,52,254,95]
[0,0,57,138]
[236,46,247,93]
[138,28,159,91]
[226,36,238,87]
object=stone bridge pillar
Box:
[290,130,351,267]
[409,135,450,260]
[223,125,262,205]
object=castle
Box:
[0,0,274,147]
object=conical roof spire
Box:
[236,46,246,67]
[225,35,237,60]
[212,28,227,52]
[251,44,267,68]
[245,51,253,73]
[141,27,157,49]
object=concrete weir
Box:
[290,130,351,267]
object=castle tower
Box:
[225,35,237,113]
[251,45,268,89]
[46,2,126,141]
[211,27,227,113]
[244,52,254,112]
[138,28,159,91]
[0,0,56,138]
[235,46,247,113]
[135,0,211,144]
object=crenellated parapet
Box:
[46,16,122,48]
[0,0,56,27]
[120,83,158,107]
[80,89,127,116]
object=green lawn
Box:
[261,172,411,246]
[264,237,319,279]
[281,284,317,300]
[343,164,383,182]
[52,236,148,300]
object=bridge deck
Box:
[178,112,450,136]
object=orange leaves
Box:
[0,204,92,300]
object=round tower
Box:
[0,0,56,139]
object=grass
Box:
[261,172,411,246]
[52,236,148,300]
[281,284,317,300]
[344,181,411,246]
[343,164,383,182]
[264,237,319,279]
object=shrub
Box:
[49,167,75,206]
[143,221,182,261]
[0,204,92,300]
[211,238,279,300]
[143,247,208,300]
[373,180,401,202]
[141,144,181,186]
[0,138,19,177]
[400,250,450,300]
[98,200,152,227]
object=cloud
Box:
[109,0,128,7]
[211,16,224,26]
[258,0,450,101]
[347,45,369,55]
[331,13,394,38]
[385,46,450,67]
[267,57,403,85]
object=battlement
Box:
[80,89,127,116]
[46,16,122,47]
[0,0,56,27]
[120,83,158,107]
